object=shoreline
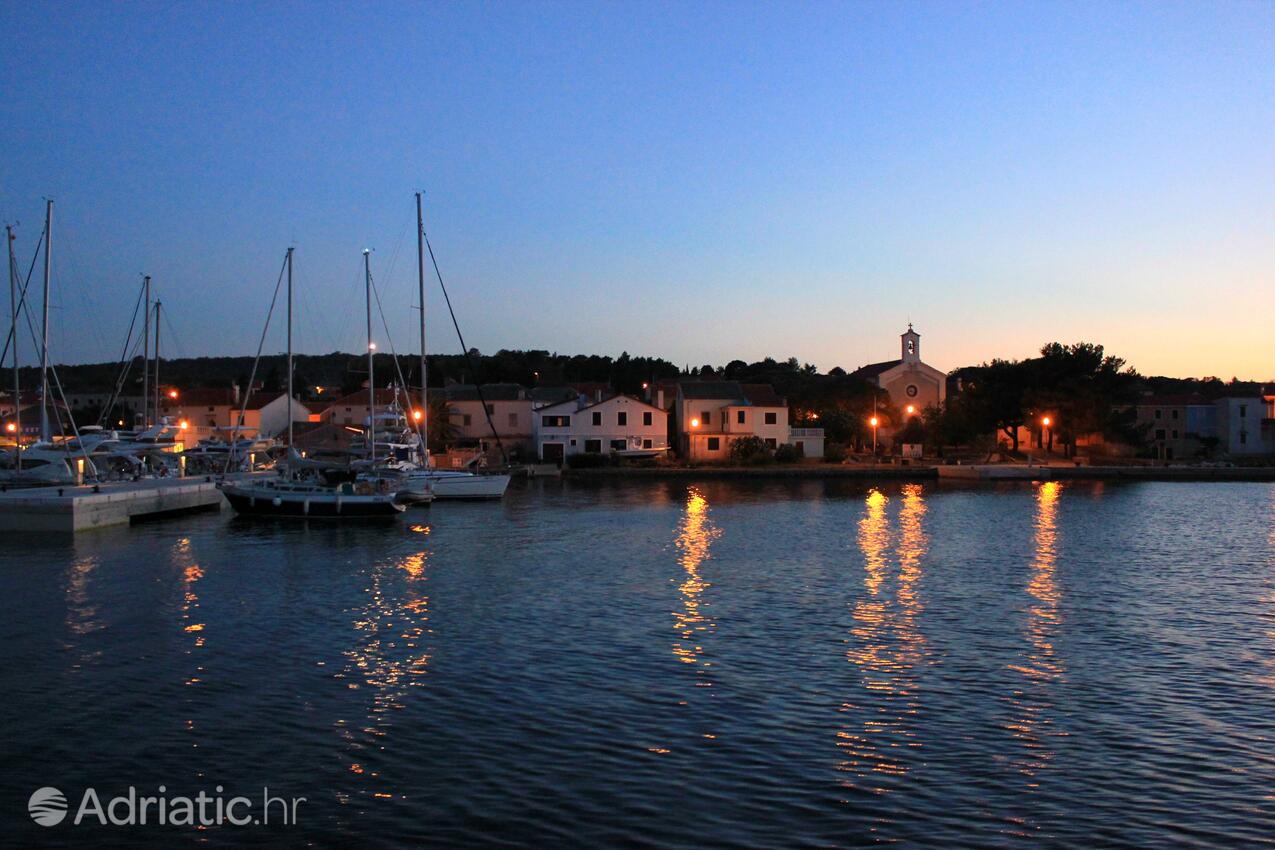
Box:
[557,464,1275,483]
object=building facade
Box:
[534,394,669,462]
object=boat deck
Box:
[0,476,225,532]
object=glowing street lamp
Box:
[1041,415,1054,452]
[5,422,15,433]
[412,409,423,423]
[178,419,189,431]
[368,342,377,351]
[869,415,879,456]
[905,404,916,416]
[168,389,179,399]
[690,418,700,428]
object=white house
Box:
[676,381,794,461]
[1215,396,1275,456]
[534,394,669,462]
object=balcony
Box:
[789,427,825,438]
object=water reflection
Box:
[338,523,433,788]
[172,536,206,687]
[672,487,720,682]
[63,555,102,669]
[839,485,929,794]
[1005,481,1066,783]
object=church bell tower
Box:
[901,324,921,363]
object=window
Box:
[1172,430,1179,439]
[1171,410,1179,420]
[584,439,602,453]
[1154,409,1162,419]
[642,439,652,449]
[508,413,518,427]
[610,439,626,451]
[1240,405,1247,417]
[700,411,711,425]
[617,411,627,426]
[764,412,777,425]
[643,411,652,426]
[1155,429,1166,440]
[1240,432,1247,445]
[737,410,745,424]
[592,411,602,426]
[463,414,472,427]
[542,415,570,427]
[707,437,720,451]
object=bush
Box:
[728,435,771,463]
[566,452,607,469]
[824,442,848,463]
[774,443,803,463]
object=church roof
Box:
[849,359,903,380]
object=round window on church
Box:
[906,385,919,398]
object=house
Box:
[443,383,534,455]
[850,324,947,416]
[675,381,791,461]
[1134,394,1216,460]
[158,386,309,439]
[322,388,410,427]
[1215,396,1275,456]
[534,393,669,462]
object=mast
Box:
[286,247,294,453]
[153,299,161,423]
[141,274,150,429]
[39,199,51,442]
[415,192,427,456]
[7,226,20,469]
[364,248,374,463]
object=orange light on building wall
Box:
[905,404,915,415]
[169,389,179,399]
[690,418,700,428]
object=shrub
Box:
[824,442,848,463]
[566,452,607,469]
[728,435,770,463]
[774,443,803,463]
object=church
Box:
[849,325,946,415]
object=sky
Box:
[1,1,1272,379]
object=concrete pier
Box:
[0,477,224,532]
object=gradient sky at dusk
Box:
[2,1,1272,379]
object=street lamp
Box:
[905,404,915,416]
[1041,415,1054,453]
[869,415,879,456]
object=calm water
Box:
[3,478,1274,848]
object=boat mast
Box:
[286,247,294,455]
[364,248,374,464]
[7,226,20,469]
[415,192,427,457]
[153,299,161,423]
[141,274,150,429]
[39,199,51,442]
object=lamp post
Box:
[870,416,879,457]
[1041,415,1053,453]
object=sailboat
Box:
[403,192,510,500]
[220,248,407,519]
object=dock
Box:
[0,477,225,532]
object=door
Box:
[541,442,565,463]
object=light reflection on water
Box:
[337,522,433,799]
[672,487,720,681]
[1004,481,1067,786]
[839,484,929,794]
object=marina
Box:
[0,476,223,532]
